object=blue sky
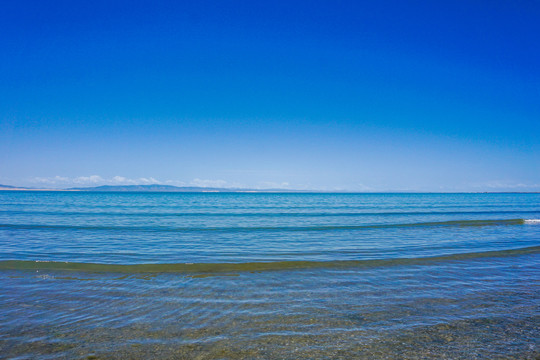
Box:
[1,0,539,191]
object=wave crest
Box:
[0,246,538,274]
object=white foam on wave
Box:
[524,219,540,224]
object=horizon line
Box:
[0,184,539,195]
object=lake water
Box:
[0,192,538,358]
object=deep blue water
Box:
[1,192,539,265]
[0,192,538,359]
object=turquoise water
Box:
[0,192,539,358]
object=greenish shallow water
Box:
[0,192,539,359]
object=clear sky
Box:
[1,0,539,191]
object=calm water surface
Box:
[0,192,539,359]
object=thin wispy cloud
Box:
[256,181,291,189]
[189,178,228,188]
[31,176,71,185]
[72,175,105,184]
[30,175,162,187]
[188,179,251,189]
[471,181,540,190]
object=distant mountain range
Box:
[0,184,31,190]
[0,184,301,192]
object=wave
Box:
[0,246,538,273]
[0,218,533,233]
[1,210,539,218]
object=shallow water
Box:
[0,192,539,358]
